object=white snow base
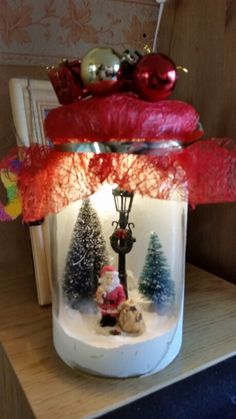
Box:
[53,302,183,378]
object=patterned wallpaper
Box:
[0,0,157,66]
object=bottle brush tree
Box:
[139,232,175,307]
[63,198,109,308]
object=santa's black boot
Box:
[100,315,110,327]
[107,316,117,327]
[100,315,117,327]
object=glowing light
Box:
[90,183,119,214]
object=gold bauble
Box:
[81,47,122,95]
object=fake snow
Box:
[56,291,178,349]
[53,300,183,377]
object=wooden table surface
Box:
[1,264,236,419]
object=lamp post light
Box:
[110,188,136,297]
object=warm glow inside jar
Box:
[50,182,187,377]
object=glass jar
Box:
[50,183,187,378]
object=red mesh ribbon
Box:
[179,138,236,205]
[14,93,236,222]
[18,138,236,222]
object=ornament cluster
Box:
[47,47,177,105]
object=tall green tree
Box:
[139,232,175,307]
[63,199,108,308]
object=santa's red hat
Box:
[100,265,116,277]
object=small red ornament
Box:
[133,53,177,101]
[66,59,82,80]
[47,60,87,105]
[115,228,128,240]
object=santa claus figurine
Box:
[95,265,126,327]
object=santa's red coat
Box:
[98,285,126,318]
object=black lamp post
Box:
[110,188,136,297]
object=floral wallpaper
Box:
[0,0,157,66]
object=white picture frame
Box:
[9,78,59,305]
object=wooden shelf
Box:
[1,264,236,419]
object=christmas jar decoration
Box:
[1,45,236,377]
[16,64,235,376]
[38,89,195,377]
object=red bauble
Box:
[133,53,177,101]
[47,60,87,105]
